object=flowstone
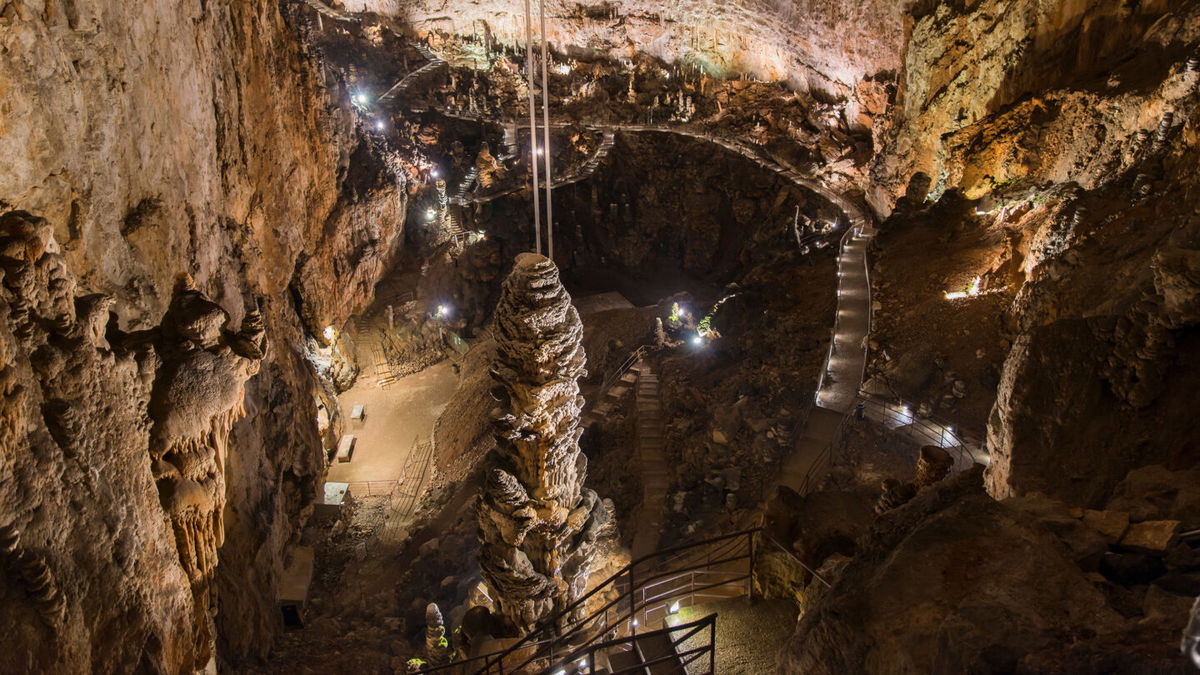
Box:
[476,253,613,635]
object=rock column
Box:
[477,253,611,635]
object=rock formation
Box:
[423,602,452,665]
[477,253,612,635]
[147,276,266,656]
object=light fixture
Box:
[691,335,704,346]
[668,600,681,615]
[425,208,437,221]
[436,304,451,318]
[375,120,386,131]
[353,93,368,105]
[431,169,441,179]
[631,618,639,627]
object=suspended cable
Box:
[538,0,554,261]
[523,0,542,255]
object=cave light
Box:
[435,304,451,319]
[668,600,681,614]
[425,208,437,221]
[431,168,441,179]
[353,92,369,106]
[944,276,982,300]
[692,335,704,346]
[375,119,386,131]
[552,62,570,75]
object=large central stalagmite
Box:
[478,253,612,635]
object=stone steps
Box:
[632,360,670,560]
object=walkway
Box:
[632,360,670,560]
[326,360,458,485]
[379,44,446,104]
[815,224,875,413]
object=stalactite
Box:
[145,277,266,654]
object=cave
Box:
[2,0,1200,672]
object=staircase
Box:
[633,361,670,560]
[417,529,761,675]
[581,369,637,429]
[379,43,446,103]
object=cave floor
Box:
[668,597,797,674]
[326,360,459,485]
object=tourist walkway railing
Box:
[416,528,759,674]
[599,344,652,396]
[552,614,718,675]
[813,222,868,405]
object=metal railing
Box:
[792,390,987,498]
[550,614,718,675]
[344,480,398,497]
[813,222,869,405]
[417,528,759,674]
[852,393,985,470]
[599,344,652,396]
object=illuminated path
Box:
[815,223,875,414]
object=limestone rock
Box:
[914,446,953,487]
[1082,509,1130,545]
[781,469,1126,673]
[1118,520,1181,555]
[477,254,613,635]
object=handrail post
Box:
[748,531,757,601]
[708,617,716,674]
[627,566,636,637]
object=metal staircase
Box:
[417,529,761,674]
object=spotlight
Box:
[668,600,681,615]
[353,93,368,105]
[425,208,437,221]
[435,304,451,318]
[375,120,386,131]
[692,336,704,346]
[431,169,441,179]
[631,619,639,627]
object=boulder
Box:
[1118,520,1180,555]
[1082,509,1130,544]
[1106,465,1200,528]
[781,469,1125,673]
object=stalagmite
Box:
[477,253,613,635]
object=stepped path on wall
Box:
[632,360,671,561]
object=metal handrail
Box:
[550,614,718,675]
[813,222,863,402]
[756,527,832,588]
[599,344,651,395]
[425,528,758,674]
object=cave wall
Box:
[870,0,1198,213]
[350,0,910,95]
[865,0,1200,506]
[1,0,406,670]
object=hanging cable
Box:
[538,0,554,261]
[523,0,542,255]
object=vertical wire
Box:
[523,0,542,255]
[538,0,554,261]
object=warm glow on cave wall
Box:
[346,0,907,93]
